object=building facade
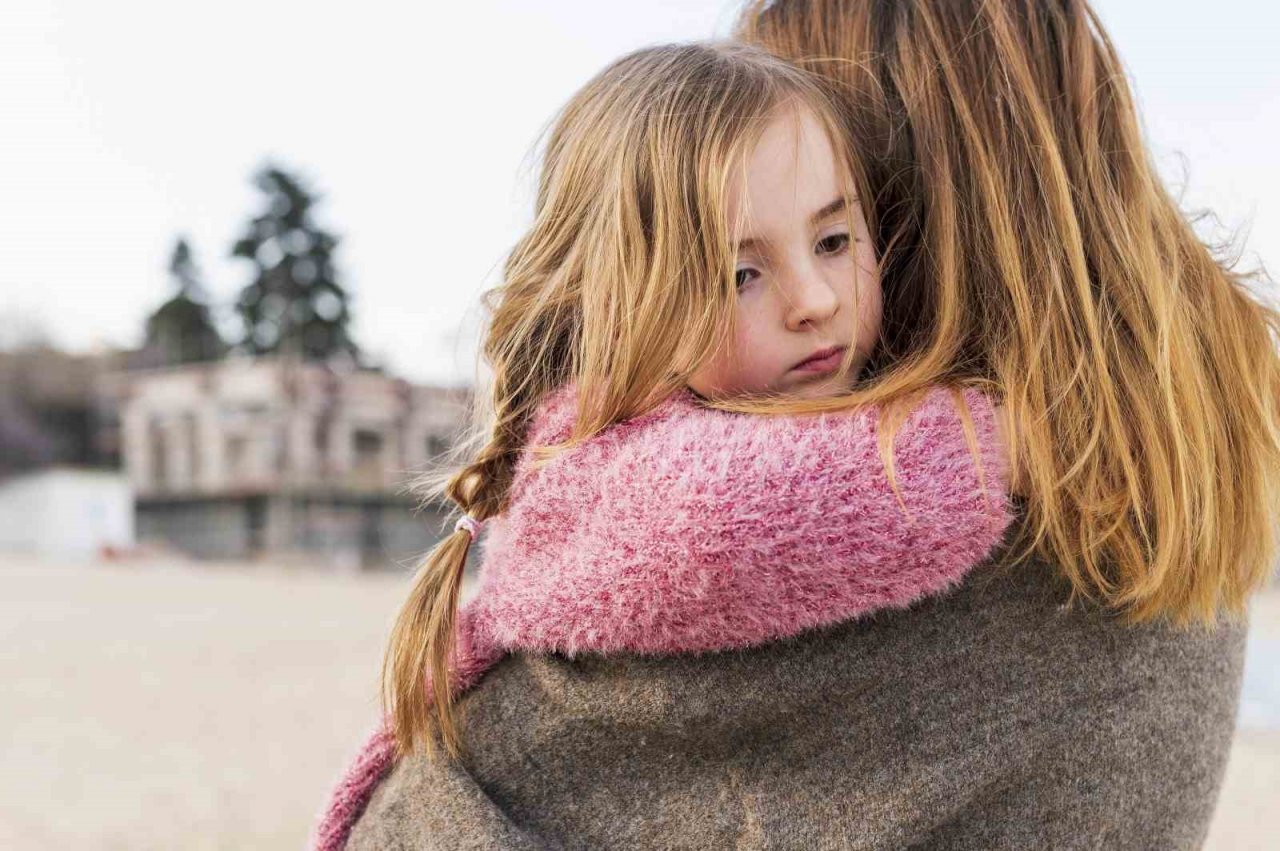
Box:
[103,355,473,569]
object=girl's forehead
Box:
[728,111,854,212]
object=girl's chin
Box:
[690,369,863,403]
[787,369,862,397]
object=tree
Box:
[141,236,227,366]
[230,163,359,363]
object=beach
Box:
[0,554,1275,849]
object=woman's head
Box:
[737,0,1280,626]
[384,40,890,762]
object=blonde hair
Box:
[382,41,948,763]
[736,0,1280,627]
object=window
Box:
[354,429,383,459]
[226,435,248,478]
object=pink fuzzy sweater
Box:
[311,381,1014,850]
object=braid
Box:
[381,385,538,761]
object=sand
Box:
[0,553,1275,850]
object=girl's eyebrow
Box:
[735,196,852,252]
[809,196,848,226]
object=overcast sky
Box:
[3,0,1277,386]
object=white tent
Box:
[0,467,134,560]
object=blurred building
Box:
[98,354,473,569]
[0,344,128,474]
[0,345,136,560]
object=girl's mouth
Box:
[791,346,847,374]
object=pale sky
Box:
[2,0,1276,386]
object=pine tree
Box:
[141,236,226,366]
[231,164,359,363]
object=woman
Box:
[731,0,1280,845]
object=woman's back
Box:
[345,523,1248,850]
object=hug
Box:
[315,2,1280,848]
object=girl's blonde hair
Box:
[384,41,925,762]
[736,0,1280,628]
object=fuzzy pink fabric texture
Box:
[311,381,1014,850]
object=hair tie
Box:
[454,514,484,541]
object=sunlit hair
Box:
[383,41,962,763]
[736,0,1280,629]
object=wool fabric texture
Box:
[311,380,1021,850]
[339,542,1246,850]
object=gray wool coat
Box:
[344,531,1247,850]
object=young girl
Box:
[312,42,1019,850]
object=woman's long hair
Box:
[383,41,949,763]
[736,0,1280,628]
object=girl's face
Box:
[688,103,882,401]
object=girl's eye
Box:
[817,233,851,255]
[735,268,757,290]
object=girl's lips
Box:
[792,346,847,373]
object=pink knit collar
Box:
[313,379,1013,850]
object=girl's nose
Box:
[783,267,840,331]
